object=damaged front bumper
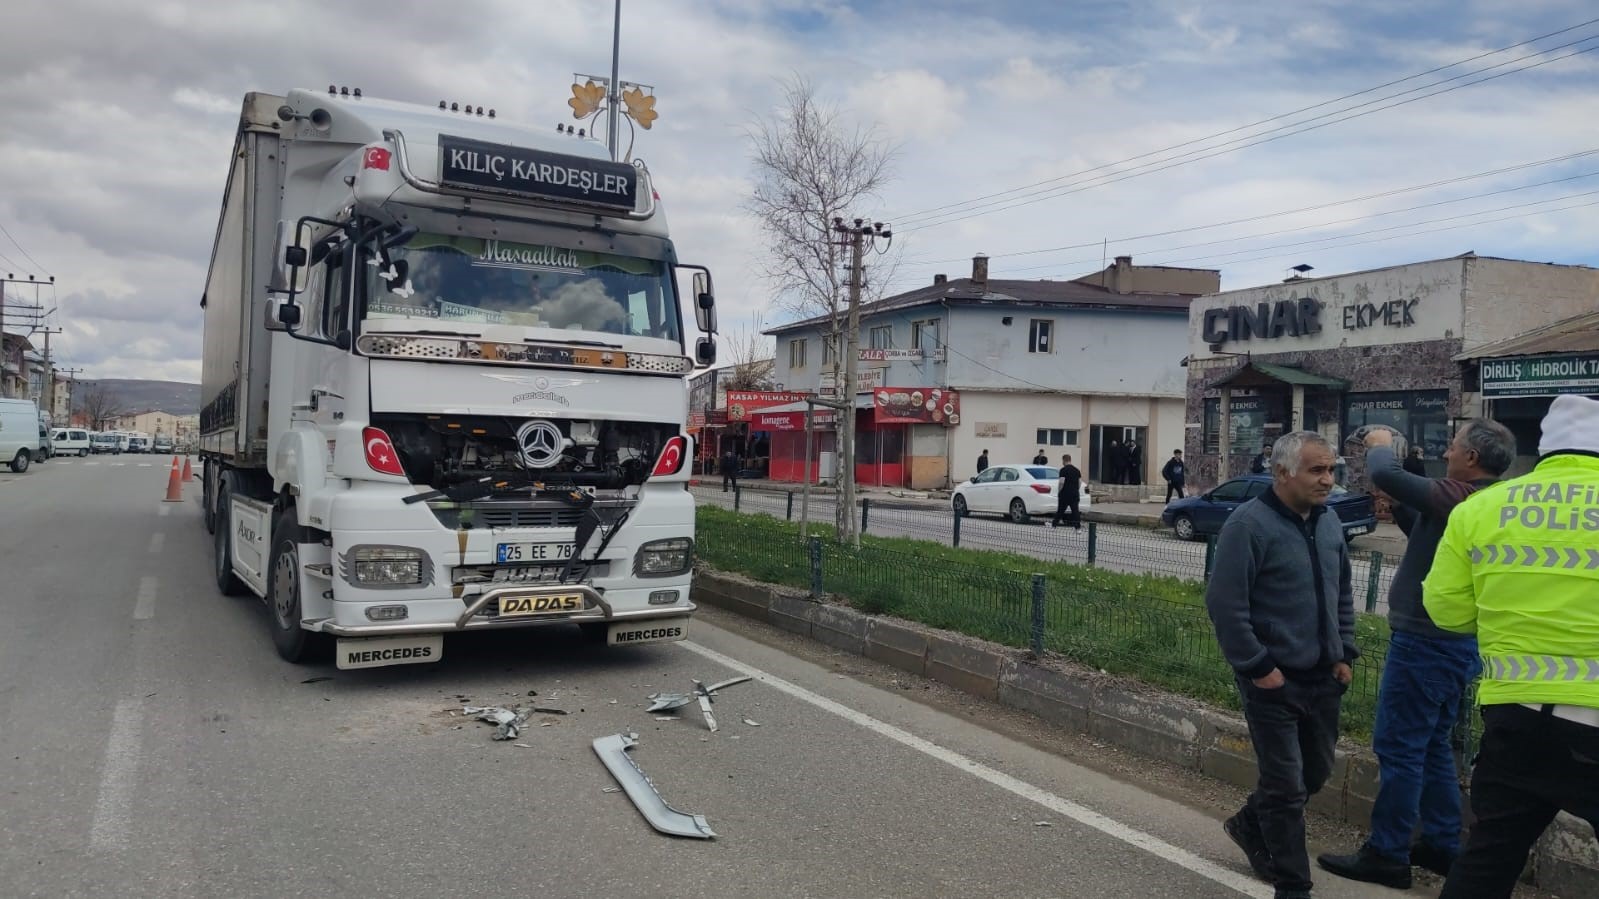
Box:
[592,733,716,839]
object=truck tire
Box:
[10,449,30,473]
[213,485,247,597]
[201,461,216,534]
[268,505,327,663]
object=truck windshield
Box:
[362,233,680,342]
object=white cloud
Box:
[845,69,965,140]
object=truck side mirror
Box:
[277,303,302,328]
[695,336,716,367]
[270,221,313,296]
[692,271,717,333]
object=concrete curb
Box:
[693,566,1599,895]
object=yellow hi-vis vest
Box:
[1424,452,1599,709]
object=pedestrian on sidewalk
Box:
[1051,454,1082,529]
[1250,442,1272,474]
[1161,449,1186,502]
[1127,439,1143,485]
[1033,448,1048,465]
[721,448,739,492]
[1108,438,1127,485]
[976,449,989,474]
[1423,395,1599,899]
[1317,419,1514,890]
[1205,431,1356,899]
[1402,445,1428,477]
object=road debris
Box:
[646,676,753,733]
[1034,821,1053,827]
[463,706,533,741]
[742,718,762,727]
[301,676,332,684]
[592,733,715,839]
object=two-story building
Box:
[1183,253,1599,487]
[767,255,1219,489]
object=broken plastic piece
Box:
[592,733,715,839]
[463,706,532,741]
[645,676,753,732]
[742,718,761,727]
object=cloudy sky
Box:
[2,0,1597,382]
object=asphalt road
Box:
[694,485,1398,613]
[0,460,1508,897]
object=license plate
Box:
[497,593,585,618]
[607,620,690,646]
[335,634,443,670]
[1347,526,1370,536]
[496,542,576,563]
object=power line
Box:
[900,148,1599,269]
[898,40,1599,233]
[890,17,1599,225]
[0,222,51,278]
[992,172,1599,277]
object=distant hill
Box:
[72,379,200,415]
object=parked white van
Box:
[52,427,92,456]
[0,398,45,472]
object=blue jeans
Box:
[1367,630,1482,861]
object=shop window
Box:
[789,338,807,369]
[1344,390,1449,458]
[1028,319,1054,353]
[1202,396,1267,454]
[1035,428,1080,446]
[869,325,893,349]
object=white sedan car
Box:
[951,464,1092,523]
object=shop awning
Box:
[1208,361,1348,391]
[1454,310,1599,361]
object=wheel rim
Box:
[953,496,967,515]
[1010,499,1026,522]
[1176,517,1194,539]
[273,541,300,626]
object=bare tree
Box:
[79,381,125,431]
[745,75,898,363]
[721,315,776,392]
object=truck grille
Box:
[426,500,628,530]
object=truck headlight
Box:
[635,538,693,578]
[345,545,429,587]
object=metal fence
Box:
[695,485,1406,613]
[694,485,1481,754]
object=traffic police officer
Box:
[1423,394,1599,899]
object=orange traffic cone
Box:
[163,456,183,502]
[182,456,193,481]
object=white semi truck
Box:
[199,88,718,669]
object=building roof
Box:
[1454,309,1599,361]
[764,277,1196,335]
[1208,361,1349,391]
[1208,251,1597,298]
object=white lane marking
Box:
[134,577,158,620]
[137,463,152,468]
[147,533,165,554]
[112,463,126,468]
[90,699,142,852]
[158,505,171,517]
[681,641,1271,899]
[85,462,100,466]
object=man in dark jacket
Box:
[1206,431,1356,899]
[1250,442,1272,474]
[1032,449,1048,465]
[1317,420,1514,889]
[1126,440,1143,485]
[1402,446,1428,477]
[721,448,739,492]
[1161,449,1186,502]
[976,449,989,474]
[1107,439,1126,485]
[1051,453,1082,529]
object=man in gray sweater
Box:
[1206,431,1356,899]
[1318,420,1514,889]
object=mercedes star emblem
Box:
[516,420,566,469]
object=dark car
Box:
[1160,475,1377,542]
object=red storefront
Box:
[762,387,960,489]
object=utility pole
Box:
[829,217,892,548]
[57,367,82,424]
[607,0,622,160]
[34,326,62,420]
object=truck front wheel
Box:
[268,505,326,663]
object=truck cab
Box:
[200,89,718,670]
